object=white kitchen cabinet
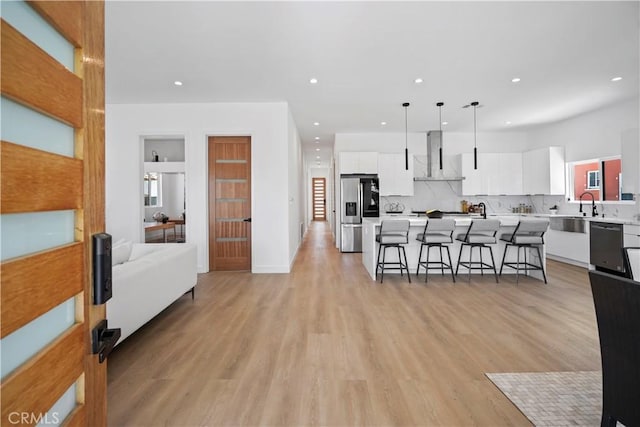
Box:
[545,228,589,266]
[621,128,640,195]
[461,152,488,195]
[495,153,523,195]
[378,153,414,196]
[339,152,378,174]
[522,146,565,195]
[461,152,522,195]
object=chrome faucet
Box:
[579,192,598,217]
[477,202,487,219]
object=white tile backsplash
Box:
[380,181,639,220]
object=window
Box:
[586,170,600,189]
[569,157,621,202]
[143,173,162,207]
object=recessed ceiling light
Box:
[511,77,521,83]
[505,121,512,125]
[315,148,320,151]
[414,78,423,84]
[381,121,387,126]
[316,156,320,159]
[442,121,448,125]
[313,122,320,126]
[314,137,320,140]
[611,76,623,82]
[309,78,318,84]
[174,81,183,86]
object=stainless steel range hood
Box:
[414,130,465,182]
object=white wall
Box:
[526,97,640,218]
[106,102,297,273]
[287,108,304,268]
[526,97,639,162]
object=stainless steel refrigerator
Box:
[340,174,379,252]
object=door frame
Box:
[136,133,187,242]
[205,134,253,272]
[312,177,327,221]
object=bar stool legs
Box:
[455,244,499,283]
[499,244,548,284]
[417,243,455,283]
[376,243,411,283]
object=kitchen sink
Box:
[549,216,587,233]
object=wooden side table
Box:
[144,222,176,242]
[168,219,185,239]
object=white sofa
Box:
[107,242,197,344]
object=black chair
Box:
[588,270,640,427]
[622,246,640,281]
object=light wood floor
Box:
[107,221,601,426]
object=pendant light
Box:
[437,102,444,170]
[403,102,410,170]
[471,101,479,170]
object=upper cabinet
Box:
[460,152,522,195]
[378,153,414,196]
[621,128,640,195]
[522,146,565,195]
[338,151,378,174]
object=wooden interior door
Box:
[1,1,107,426]
[312,177,327,221]
[208,136,252,271]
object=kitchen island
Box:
[362,215,546,282]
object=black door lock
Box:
[92,319,121,363]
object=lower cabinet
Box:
[545,228,590,266]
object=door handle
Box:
[92,319,121,363]
[243,218,252,222]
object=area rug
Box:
[486,371,603,427]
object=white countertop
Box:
[369,215,520,227]
[372,213,640,227]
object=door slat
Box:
[0,324,84,423]
[1,19,83,128]
[1,243,84,338]
[61,404,86,427]
[27,0,84,47]
[1,141,83,214]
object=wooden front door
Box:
[208,136,252,271]
[1,1,107,426]
[312,177,327,221]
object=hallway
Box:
[108,221,600,426]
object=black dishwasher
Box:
[590,222,624,274]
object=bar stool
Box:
[376,220,411,283]
[499,219,549,283]
[416,219,456,282]
[455,219,500,283]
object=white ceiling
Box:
[105,1,639,166]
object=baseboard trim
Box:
[252,265,290,274]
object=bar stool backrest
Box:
[380,219,410,234]
[426,218,456,233]
[504,219,549,243]
[459,219,500,243]
[379,220,410,245]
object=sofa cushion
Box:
[112,239,133,266]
